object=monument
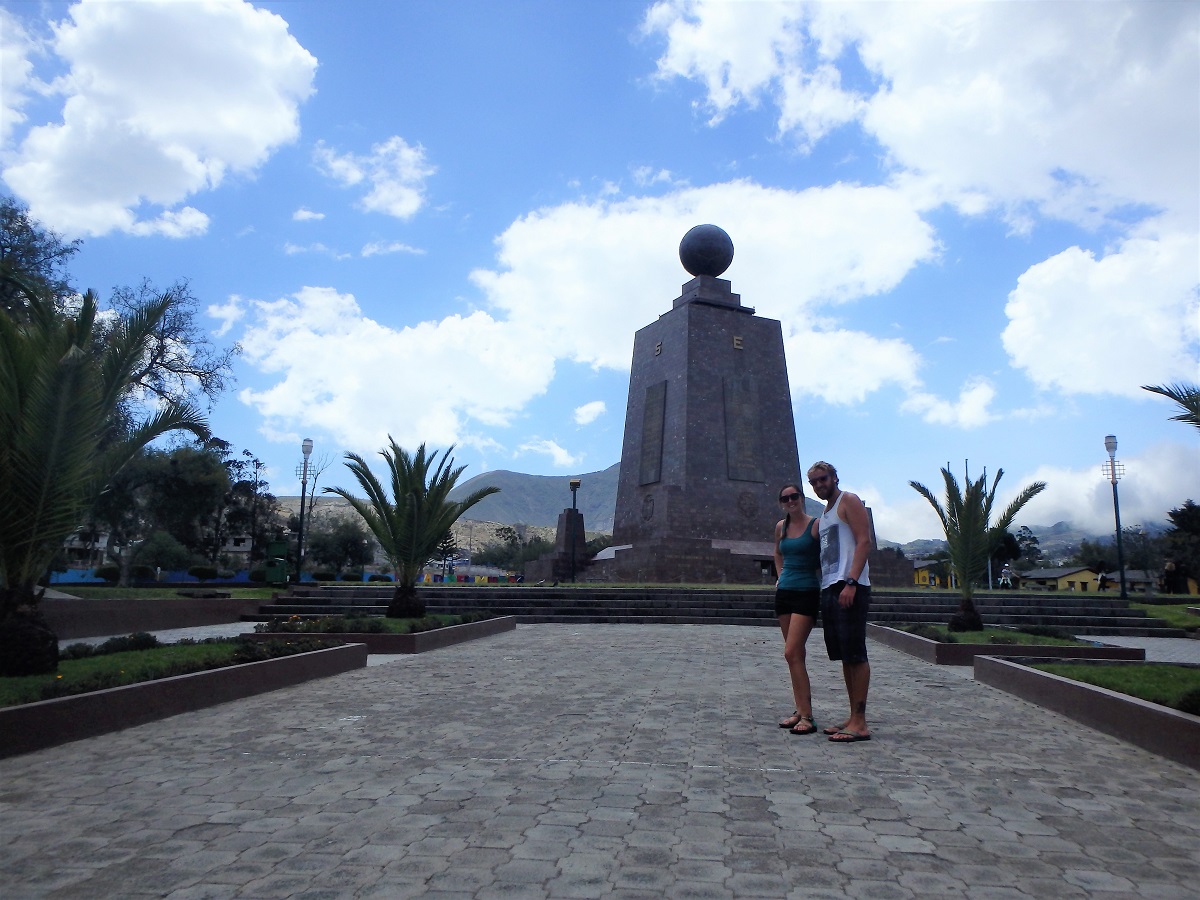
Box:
[590,225,802,583]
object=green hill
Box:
[450,463,620,531]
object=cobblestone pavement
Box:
[2,624,1198,899]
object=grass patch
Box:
[0,636,342,709]
[254,612,491,634]
[1130,602,1200,632]
[1032,662,1200,715]
[900,624,1089,646]
[54,585,279,601]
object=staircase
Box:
[250,585,1188,637]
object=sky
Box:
[1,0,1197,544]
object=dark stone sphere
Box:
[679,224,734,277]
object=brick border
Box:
[867,623,1145,666]
[241,615,517,653]
[974,656,1200,771]
[0,643,367,759]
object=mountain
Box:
[450,464,620,531]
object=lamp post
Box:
[1103,435,1127,599]
[294,438,313,583]
[569,478,581,583]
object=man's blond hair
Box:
[807,460,838,480]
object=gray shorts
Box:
[821,582,870,663]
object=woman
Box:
[774,483,821,735]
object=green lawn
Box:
[900,624,1088,646]
[1131,602,1200,632]
[53,585,280,601]
[1032,662,1200,713]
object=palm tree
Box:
[0,289,208,674]
[910,466,1047,631]
[1142,382,1200,433]
[325,440,499,618]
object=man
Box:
[807,461,873,743]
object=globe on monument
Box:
[679,224,734,278]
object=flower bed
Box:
[242,615,517,653]
[867,623,1145,666]
[0,642,367,759]
[974,656,1200,771]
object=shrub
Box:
[188,565,219,582]
[906,624,955,642]
[132,564,156,581]
[248,568,266,582]
[96,632,160,654]
[312,570,337,582]
[368,573,392,582]
[60,642,96,660]
[95,565,120,584]
[1177,688,1200,716]
[229,636,343,663]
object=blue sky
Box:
[2,0,1197,543]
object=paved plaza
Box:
[1,623,1198,898]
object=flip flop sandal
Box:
[789,716,818,735]
[779,711,803,729]
[828,729,871,743]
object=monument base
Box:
[585,538,776,585]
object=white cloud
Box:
[644,1,1200,230]
[0,9,37,147]
[292,207,324,221]
[1002,233,1200,396]
[901,379,997,429]
[632,166,678,188]
[206,296,245,338]
[574,401,606,425]
[235,178,947,463]
[2,0,317,237]
[283,241,350,260]
[471,179,938,375]
[314,136,435,220]
[237,286,557,459]
[517,439,581,469]
[788,328,921,406]
[1020,442,1200,535]
[361,240,424,257]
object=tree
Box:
[1013,525,1042,569]
[1164,500,1200,590]
[1070,538,1112,575]
[1143,382,1200,433]
[325,440,499,618]
[305,514,375,577]
[0,196,80,319]
[910,466,1047,631]
[0,288,208,674]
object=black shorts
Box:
[821,583,870,663]
[775,587,820,618]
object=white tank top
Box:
[818,492,870,589]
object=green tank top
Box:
[778,524,820,590]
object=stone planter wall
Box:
[243,615,517,654]
[974,656,1200,771]
[867,623,1146,666]
[0,643,367,759]
[41,596,264,639]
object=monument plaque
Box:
[639,381,666,485]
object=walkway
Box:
[1,624,1197,898]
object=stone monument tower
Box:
[597,225,802,583]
